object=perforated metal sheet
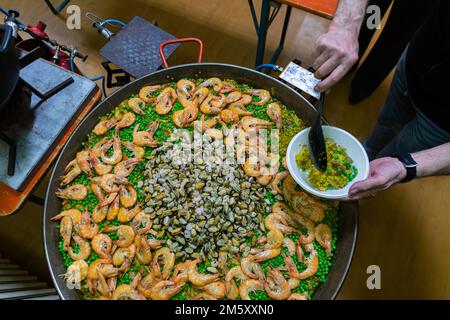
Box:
[100,16,179,78]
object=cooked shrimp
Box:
[147,238,165,250]
[55,184,88,201]
[295,202,325,223]
[76,151,92,175]
[121,141,145,160]
[225,266,248,299]
[260,153,279,182]
[219,81,236,94]
[315,224,332,257]
[298,244,319,280]
[218,251,228,274]
[282,237,296,256]
[243,156,261,177]
[62,260,88,287]
[229,94,253,108]
[240,116,271,132]
[59,216,73,251]
[112,244,136,271]
[131,211,152,235]
[153,247,175,280]
[264,213,297,234]
[193,87,210,105]
[199,77,223,92]
[287,277,300,290]
[172,260,191,285]
[51,209,82,225]
[263,229,284,249]
[93,118,117,136]
[92,173,128,194]
[69,235,91,261]
[155,87,177,115]
[60,160,82,186]
[228,104,253,117]
[267,102,282,129]
[172,105,199,128]
[115,112,136,132]
[149,280,184,300]
[112,284,144,300]
[283,252,300,280]
[196,114,221,132]
[200,94,226,115]
[139,85,161,102]
[271,171,288,195]
[220,109,239,124]
[118,205,141,223]
[115,225,135,248]
[288,293,307,300]
[92,204,108,224]
[91,183,105,203]
[101,135,122,165]
[225,91,242,104]
[138,273,158,298]
[290,213,315,244]
[239,279,263,300]
[92,233,112,260]
[272,201,290,216]
[296,240,304,262]
[114,158,141,177]
[128,97,146,115]
[99,192,119,207]
[119,185,137,208]
[188,259,220,286]
[264,267,290,300]
[78,209,99,239]
[177,79,196,99]
[87,259,110,294]
[240,255,264,280]
[244,89,271,105]
[133,122,160,148]
[252,248,281,262]
[90,152,113,176]
[107,195,120,221]
[135,235,152,264]
[202,281,226,299]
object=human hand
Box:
[313,26,359,92]
[347,157,407,201]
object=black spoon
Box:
[308,93,327,172]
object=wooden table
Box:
[278,0,338,19]
[0,89,101,216]
[248,0,339,67]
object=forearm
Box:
[330,0,369,35]
[412,142,450,177]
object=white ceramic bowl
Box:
[286,126,370,200]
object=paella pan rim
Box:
[43,62,358,300]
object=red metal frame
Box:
[159,37,204,68]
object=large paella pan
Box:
[44,49,357,300]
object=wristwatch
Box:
[393,153,417,183]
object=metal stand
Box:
[0,132,16,176]
[101,61,132,88]
[28,194,45,206]
[248,0,292,67]
[44,0,71,15]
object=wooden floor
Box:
[1,0,449,299]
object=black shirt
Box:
[406,0,450,131]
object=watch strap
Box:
[394,153,417,183]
